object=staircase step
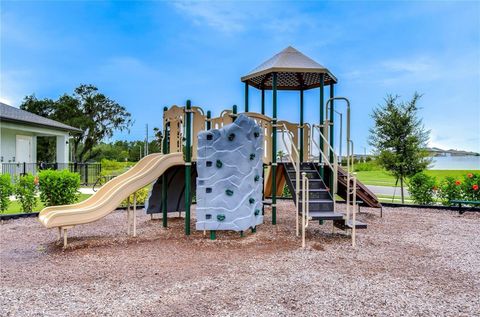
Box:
[292,179,326,190]
[287,171,320,179]
[333,219,367,230]
[306,189,331,200]
[307,211,344,220]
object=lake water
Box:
[430,156,480,170]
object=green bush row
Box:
[0,170,80,213]
[408,172,480,206]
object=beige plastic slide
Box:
[38,152,184,229]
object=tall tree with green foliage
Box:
[21,85,132,162]
[369,93,431,203]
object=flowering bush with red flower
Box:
[462,172,480,202]
[438,173,480,205]
[437,176,463,206]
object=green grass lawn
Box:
[356,169,478,187]
[102,162,135,176]
[2,193,91,215]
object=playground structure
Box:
[38,46,381,248]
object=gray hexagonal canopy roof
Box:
[241,46,337,90]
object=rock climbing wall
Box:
[196,114,264,232]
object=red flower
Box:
[473,184,479,191]
[432,186,438,191]
[468,173,473,178]
[455,180,461,186]
[33,176,39,186]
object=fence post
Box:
[23,162,26,175]
[85,164,89,185]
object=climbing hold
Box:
[205,214,212,220]
[254,131,260,138]
[228,133,235,141]
[254,175,260,182]
[249,198,255,204]
[249,153,255,160]
[216,160,223,168]
[225,189,234,196]
[254,209,260,216]
[206,188,212,193]
[206,161,212,167]
[217,214,226,221]
[206,134,213,140]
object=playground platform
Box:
[1,202,479,316]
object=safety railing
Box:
[278,123,301,236]
[301,172,310,248]
[345,140,358,247]
[311,124,338,214]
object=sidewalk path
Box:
[366,185,410,196]
[79,187,95,195]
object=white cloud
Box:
[172,1,247,33]
[0,69,33,106]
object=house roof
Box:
[241,46,337,90]
[0,102,82,133]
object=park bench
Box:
[450,200,480,214]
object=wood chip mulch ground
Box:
[1,201,479,316]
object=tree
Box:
[369,93,431,203]
[21,85,132,162]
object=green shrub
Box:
[282,184,292,198]
[121,186,150,207]
[437,176,463,206]
[0,174,13,213]
[38,169,80,206]
[462,172,480,202]
[407,172,436,205]
[14,174,37,213]
[353,160,380,172]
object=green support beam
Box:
[162,106,169,228]
[184,100,192,235]
[206,110,211,130]
[244,82,249,112]
[271,72,278,225]
[319,73,325,179]
[329,84,335,192]
[261,89,265,115]
[299,89,304,163]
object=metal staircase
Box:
[282,162,344,221]
[278,97,368,248]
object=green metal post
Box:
[299,89,304,163]
[319,74,325,178]
[210,230,216,240]
[261,89,265,115]
[329,84,335,163]
[185,100,192,235]
[162,106,168,228]
[206,110,211,130]
[244,82,249,112]
[271,72,277,225]
[329,84,335,191]
[232,104,237,122]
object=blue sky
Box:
[1,1,479,153]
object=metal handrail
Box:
[311,124,338,213]
[279,123,301,236]
[301,172,310,248]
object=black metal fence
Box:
[1,162,102,185]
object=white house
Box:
[0,102,81,168]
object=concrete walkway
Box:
[367,185,409,196]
